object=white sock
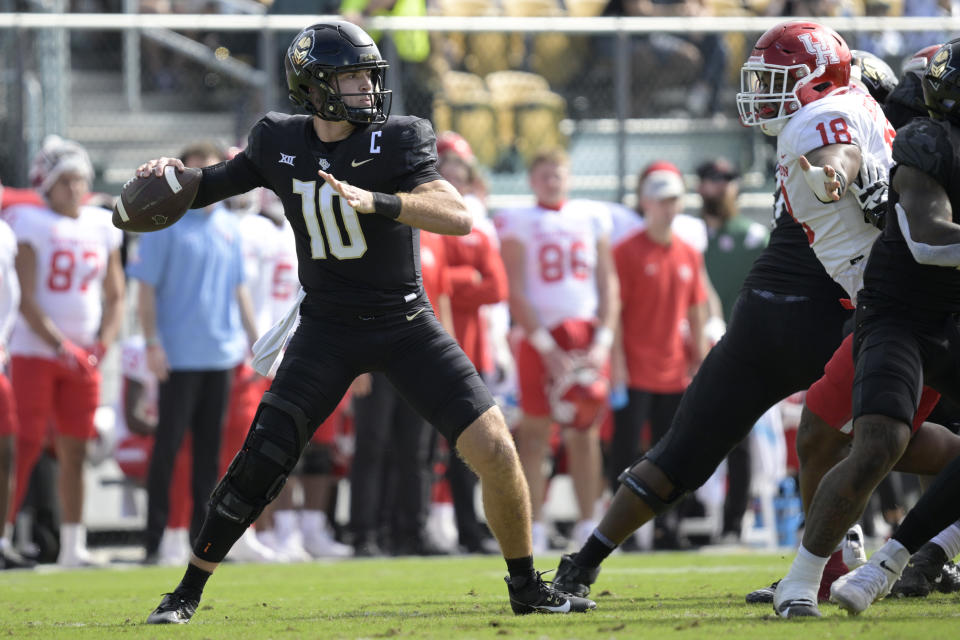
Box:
[60,523,82,557]
[274,510,298,538]
[301,510,327,534]
[781,545,829,602]
[2,522,12,544]
[930,522,960,561]
[871,538,911,576]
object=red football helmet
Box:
[737,21,852,136]
[436,131,475,162]
[549,355,609,431]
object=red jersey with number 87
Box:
[774,87,895,303]
[5,204,121,357]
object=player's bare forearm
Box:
[802,143,862,200]
[136,280,160,343]
[594,237,619,331]
[398,181,471,235]
[687,301,710,367]
[97,250,125,349]
[236,284,260,349]
[15,243,63,349]
[319,170,471,235]
[894,166,960,265]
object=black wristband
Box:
[372,192,402,219]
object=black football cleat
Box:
[890,542,946,598]
[553,554,601,598]
[505,571,596,615]
[745,579,779,604]
[146,591,199,624]
[774,597,822,618]
[937,560,960,593]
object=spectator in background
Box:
[497,149,619,552]
[5,136,124,567]
[601,0,727,116]
[0,211,32,570]
[696,158,769,543]
[609,162,709,550]
[435,132,507,554]
[219,169,284,563]
[347,230,454,557]
[112,334,196,566]
[128,141,258,565]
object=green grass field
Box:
[2,550,959,639]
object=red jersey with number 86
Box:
[5,204,121,357]
[775,87,895,303]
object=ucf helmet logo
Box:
[928,46,951,90]
[798,32,840,67]
[291,35,312,68]
[152,214,169,226]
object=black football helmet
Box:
[285,21,391,124]
[923,39,960,126]
[850,49,898,104]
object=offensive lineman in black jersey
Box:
[825,38,960,615]
[142,21,595,624]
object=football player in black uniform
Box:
[553,22,958,607]
[554,22,857,599]
[141,21,595,624]
[827,37,960,615]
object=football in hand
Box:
[112,166,202,232]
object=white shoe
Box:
[830,561,894,615]
[302,528,352,558]
[842,524,867,569]
[159,528,191,566]
[57,546,100,569]
[572,520,597,549]
[274,530,312,563]
[531,522,548,555]
[228,529,279,563]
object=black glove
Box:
[849,154,889,230]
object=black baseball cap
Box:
[696,158,740,182]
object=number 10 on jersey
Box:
[292,179,368,260]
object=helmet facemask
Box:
[737,58,825,136]
[296,62,391,124]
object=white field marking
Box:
[163,165,182,194]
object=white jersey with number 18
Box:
[775,88,896,302]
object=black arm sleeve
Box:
[191,153,266,209]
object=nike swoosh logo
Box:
[351,158,374,167]
[533,600,571,613]
[879,560,898,575]
[405,308,425,321]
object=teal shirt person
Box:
[705,216,769,323]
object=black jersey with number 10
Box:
[239,112,441,310]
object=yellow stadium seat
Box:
[486,71,567,166]
[433,71,500,167]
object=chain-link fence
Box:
[1,11,958,214]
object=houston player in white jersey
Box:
[0,216,32,569]
[496,148,619,551]
[4,136,124,568]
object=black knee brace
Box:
[208,392,310,528]
[618,457,689,515]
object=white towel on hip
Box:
[251,287,306,377]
